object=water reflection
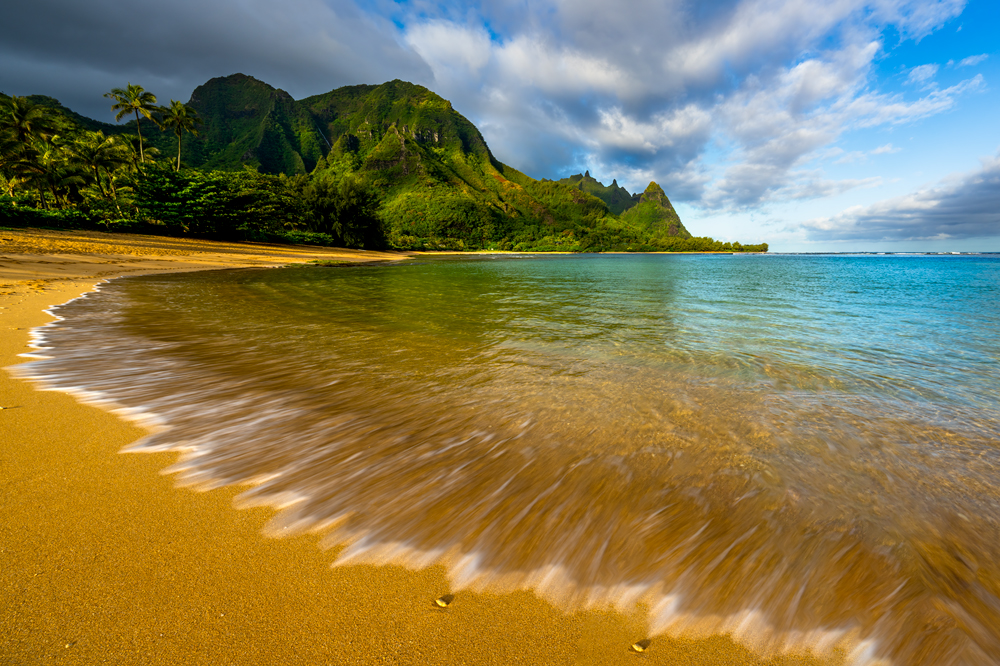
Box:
[14,254,1000,665]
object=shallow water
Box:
[16,254,1000,664]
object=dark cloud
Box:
[0,0,430,120]
[800,153,1000,241]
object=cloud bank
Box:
[800,151,1000,241]
[401,0,977,209]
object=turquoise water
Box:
[17,254,1000,664]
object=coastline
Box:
[1,228,839,665]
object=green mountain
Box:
[10,76,768,252]
[556,173,688,238]
[183,74,321,174]
[556,171,636,215]
[167,75,630,250]
[620,181,689,238]
[177,74,499,176]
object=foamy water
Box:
[12,254,1000,664]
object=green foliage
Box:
[268,230,340,246]
[381,188,504,250]
[104,83,158,163]
[133,166,305,238]
[300,174,385,249]
[156,100,201,171]
[0,195,89,228]
[3,78,769,254]
[620,181,690,239]
[25,96,121,134]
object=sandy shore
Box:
[1,228,839,665]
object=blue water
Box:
[17,253,1000,664]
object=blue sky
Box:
[2,0,997,250]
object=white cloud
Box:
[957,54,988,67]
[868,0,966,38]
[834,143,901,163]
[591,105,713,154]
[906,63,939,84]
[871,143,901,154]
[401,0,980,208]
[696,48,977,208]
[405,22,492,80]
[847,74,983,127]
[778,174,882,199]
[493,36,637,97]
[834,150,868,164]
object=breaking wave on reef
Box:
[11,255,1000,665]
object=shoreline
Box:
[1,228,841,665]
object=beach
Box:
[0,229,842,665]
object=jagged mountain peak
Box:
[556,172,635,215]
[621,180,689,238]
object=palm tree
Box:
[104,83,157,163]
[1,96,61,206]
[0,95,62,146]
[115,133,159,172]
[157,100,200,171]
[16,136,85,209]
[0,131,23,197]
[72,131,126,199]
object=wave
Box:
[10,262,1000,665]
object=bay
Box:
[17,253,1000,664]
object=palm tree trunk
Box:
[93,166,109,199]
[35,183,48,210]
[134,109,145,163]
[107,172,124,216]
[176,130,182,171]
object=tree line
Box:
[0,84,383,247]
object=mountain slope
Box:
[279,77,619,250]
[10,76,742,252]
[556,171,637,215]
[183,74,307,173]
[620,181,689,238]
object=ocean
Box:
[15,253,1000,664]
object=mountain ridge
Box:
[14,75,765,252]
[555,171,637,215]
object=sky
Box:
[2,0,997,251]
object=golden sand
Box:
[0,228,841,665]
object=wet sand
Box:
[0,228,841,665]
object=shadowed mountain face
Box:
[556,171,637,215]
[183,74,312,174]
[181,74,496,176]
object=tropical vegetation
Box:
[104,83,158,163]
[0,76,768,253]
